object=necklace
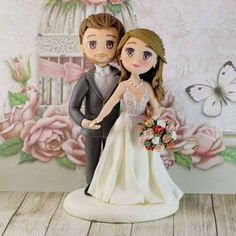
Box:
[129,79,143,88]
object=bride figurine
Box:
[87,28,183,204]
[64,28,183,222]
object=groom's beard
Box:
[85,53,115,67]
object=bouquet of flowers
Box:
[138,118,177,152]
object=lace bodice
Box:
[121,81,149,117]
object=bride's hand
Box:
[88,119,101,130]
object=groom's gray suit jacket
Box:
[69,66,120,138]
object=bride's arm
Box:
[89,82,125,128]
[148,84,161,119]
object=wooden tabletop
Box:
[0,192,235,236]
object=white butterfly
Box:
[185,61,236,117]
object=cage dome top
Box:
[38,0,136,56]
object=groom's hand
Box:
[82,119,101,129]
[88,119,101,129]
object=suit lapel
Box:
[87,69,104,101]
[104,72,119,102]
[87,66,120,102]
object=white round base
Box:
[64,189,180,223]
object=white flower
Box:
[157,119,166,128]
[171,131,177,140]
[152,136,160,145]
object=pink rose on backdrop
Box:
[62,126,86,165]
[21,107,73,162]
[160,107,192,148]
[162,157,174,168]
[183,124,225,170]
[110,0,124,4]
[81,0,107,4]
[6,56,31,85]
[159,88,175,108]
[0,85,39,140]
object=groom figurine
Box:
[69,13,125,195]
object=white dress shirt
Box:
[94,65,114,98]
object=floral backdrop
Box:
[0,0,236,179]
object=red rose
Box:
[139,124,145,132]
[166,141,174,149]
[153,125,164,135]
[146,145,154,151]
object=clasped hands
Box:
[81,118,101,130]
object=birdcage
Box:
[37,0,136,106]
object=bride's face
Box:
[120,37,157,75]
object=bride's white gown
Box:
[88,82,183,204]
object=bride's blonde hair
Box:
[116,28,167,101]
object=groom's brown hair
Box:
[79,13,125,43]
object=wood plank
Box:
[174,194,217,236]
[45,193,91,236]
[3,192,63,236]
[212,194,236,236]
[0,192,27,235]
[131,216,173,236]
[88,222,132,236]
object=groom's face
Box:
[80,27,119,67]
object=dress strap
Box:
[124,81,129,92]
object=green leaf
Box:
[57,155,76,170]
[174,151,192,169]
[27,57,31,78]
[144,140,152,146]
[44,0,58,6]
[220,148,236,164]
[0,137,23,157]
[8,91,28,107]
[18,151,36,164]
[106,3,122,13]
[62,2,74,12]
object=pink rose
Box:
[179,137,198,155]
[166,123,176,133]
[110,0,124,4]
[139,135,146,145]
[160,147,176,169]
[6,56,31,84]
[81,0,107,5]
[21,107,73,162]
[62,126,86,165]
[143,129,154,140]
[189,124,225,170]
[162,134,172,144]
[162,158,174,168]
[154,143,164,152]
[0,85,39,140]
